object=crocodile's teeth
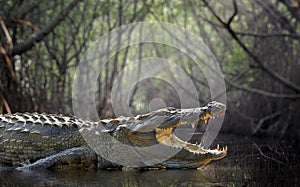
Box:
[191,122,196,129]
[217,144,220,150]
[225,146,228,151]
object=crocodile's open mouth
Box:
[155,107,227,157]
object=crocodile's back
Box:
[0,113,89,166]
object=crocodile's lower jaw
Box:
[155,115,227,156]
[155,128,227,156]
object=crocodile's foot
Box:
[16,147,99,170]
[18,159,31,167]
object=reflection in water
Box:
[0,169,214,186]
[0,135,299,186]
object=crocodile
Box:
[0,101,227,170]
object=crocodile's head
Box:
[105,101,227,168]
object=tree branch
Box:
[250,110,282,136]
[0,44,15,80]
[11,17,41,32]
[0,16,13,51]
[226,78,300,99]
[279,0,300,24]
[0,92,11,114]
[12,0,81,55]
[203,0,300,93]
[235,31,300,39]
[246,137,285,165]
[12,1,41,19]
[227,0,237,26]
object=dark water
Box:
[0,134,299,186]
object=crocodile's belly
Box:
[0,113,87,166]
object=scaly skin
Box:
[0,101,227,170]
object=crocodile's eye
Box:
[168,107,177,111]
[202,106,209,113]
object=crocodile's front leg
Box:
[16,146,114,170]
